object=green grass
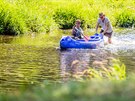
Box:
[0,0,135,35]
[0,0,134,100]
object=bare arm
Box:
[95,22,99,33]
[72,26,76,35]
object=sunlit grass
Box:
[0,0,135,35]
[0,0,134,100]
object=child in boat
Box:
[72,19,84,39]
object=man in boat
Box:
[72,19,84,39]
[95,12,113,44]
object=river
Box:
[0,29,135,93]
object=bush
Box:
[0,0,58,35]
[54,8,79,29]
[53,5,88,29]
[115,10,135,28]
[0,0,135,35]
[0,2,27,35]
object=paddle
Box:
[74,27,89,41]
[81,33,89,41]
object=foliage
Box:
[0,0,57,35]
[53,4,87,29]
[54,8,78,29]
[115,10,135,27]
[2,77,135,101]
[0,0,135,35]
[0,1,27,35]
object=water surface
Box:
[0,29,135,93]
[0,42,60,93]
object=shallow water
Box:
[60,29,135,78]
[0,29,135,93]
[0,44,60,93]
[104,30,135,73]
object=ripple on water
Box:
[59,48,115,81]
[59,30,135,80]
[1,30,135,93]
[105,31,135,52]
[0,45,60,93]
[104,30,135,73]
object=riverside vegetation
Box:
[0,0,135,101]
[0,0,135,35]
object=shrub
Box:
[115,10,135,28]
[0,2,27,35]
[0,0,135,35]
[0,0,58,35]
[54,8,78,29]
[53,6,88,29]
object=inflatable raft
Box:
[60,33,104,49]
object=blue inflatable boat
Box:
[60,33,104,49]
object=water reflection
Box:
[0,45,60,93]
[0,29,135,93]
[0,35,14,43]
[60,49,90,80]
[59,30,135,80]
[59,49,114,80]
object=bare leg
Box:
[108,38,112,44]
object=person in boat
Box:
[72,19,84,39]
[95,12,113,44]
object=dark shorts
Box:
[72,36,83,40]
[100,29,113,38]
[72,34,83,39]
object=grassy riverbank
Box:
[0,0,135,100]
[0,0,135,35]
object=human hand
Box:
[101,31,105,35]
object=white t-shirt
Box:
[97,17,113,33]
